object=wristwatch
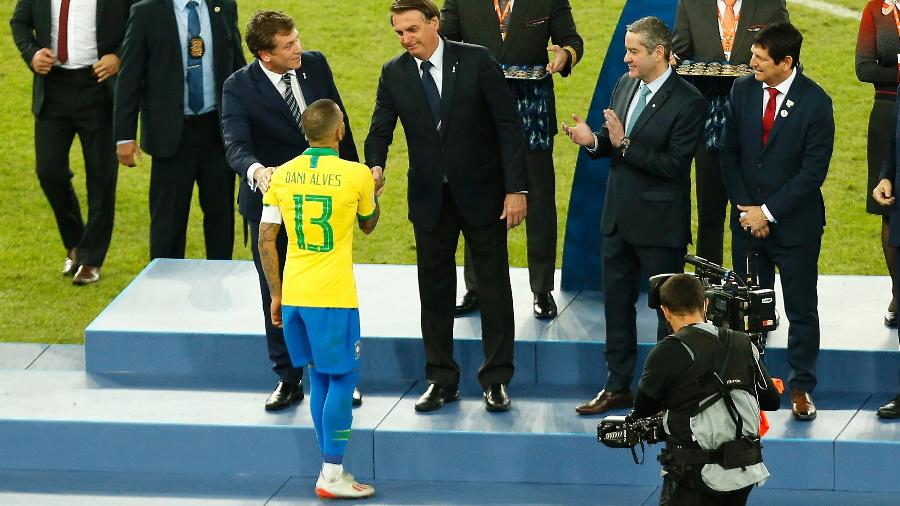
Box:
[617,136,631,151]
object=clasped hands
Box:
[737,205,769,238]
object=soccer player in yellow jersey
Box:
[259,99,382,499]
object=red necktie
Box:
[761,87,779,145]
[58,0,71,64]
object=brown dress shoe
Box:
[791,390,817,421]
[575,389,634,415]
[73,265,100,285]
[62,248,78,276]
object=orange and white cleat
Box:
[315,471,375,499]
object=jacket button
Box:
[756,163,762,169]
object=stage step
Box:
[0,366,896,493]
[85,260,900,392]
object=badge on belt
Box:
[189,36,205,59]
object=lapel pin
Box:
[214,6,220,12]
[780,109,788,118]
[651,104,656,108]
[452,64,457,73]
[302,72,307,79]
[786,99,794,108]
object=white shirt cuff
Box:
[116,140,134,146]
[247,163,264,190]
[586,133,599,153]
[260,205,283,224]
[761,205,776,223]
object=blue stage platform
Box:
[0,259,898,504]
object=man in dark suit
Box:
[563,16,706,415]
[672,0,789,266]
[114,0,245,260]
[440,0,584,319]
[10,0,133,285]
[221,10,362,411]
[365,0,528,412]
[720,22,833,421]
[873,83,900,420]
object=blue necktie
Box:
[625,84,651,136]
[420,60,441,127]
[186,1,204,114]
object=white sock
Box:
[322,462,343,483]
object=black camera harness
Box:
[657,325,764,471]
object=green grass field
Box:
[0,1,881,344]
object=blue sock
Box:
[321,370,358,464]
[307,366,329,454]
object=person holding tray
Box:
[672,0,789,266]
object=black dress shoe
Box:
[265,381,304,411]
[884,310,897,329]
[414,383,460,412]
[352,387,362,408]
[454,290,479,317]
[877,394,900,419]
[533,292,558,319]
[484,383,511,412]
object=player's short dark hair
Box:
[754,22,802,68]
[626,16,672,60]
[245,10,294,58]
[390,0,440,24]
[659,274,706,315]
[301,99,342,143]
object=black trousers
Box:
[463,143,556,294]
[415,186,515,388]
[602,229,685,392]
[249,218,303,384]
[148,112,234,260]
[36,67,117,267]
[694,145,728,266]
[659,475,753,506]
[732,234,821,393]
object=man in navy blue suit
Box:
[221,10,364,412]
[720,22,834,421]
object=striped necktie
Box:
[282,73,302,128]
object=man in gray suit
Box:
[672,0,789,266]
[563,17,706,415]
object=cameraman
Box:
[633,274,781,505]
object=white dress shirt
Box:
[756,67,797,223]
[50,0,98,69]
[247,61,310,188]
[717,0,743,61]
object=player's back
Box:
[263,148,376,308]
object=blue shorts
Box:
[281,306,361,375]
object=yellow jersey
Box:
[262,147,376,308]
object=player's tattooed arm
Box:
[358,200,380,235]
[258,222,284,327]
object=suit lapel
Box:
[629,73,676,137]
[498,0,531,60]
[731,0,758,62]
[700,1,726,61]
[251,61,301,133]
[613,78,640,124]
[763,73,807,152]
[748,82,764,154]
[438,42,458,136]
[207,0,224,84]
[400,53,440,136]
[478,0,504,53]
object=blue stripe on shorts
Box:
[281,306,361,375]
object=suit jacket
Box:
[364,39,527,231]
[113,0,245,158]
[222,53,359,221]
[440,0,583,135]
[880,85,900,245]
[672,0,789,65]
[720,72,834,247]
[10,0,134,115]
[589,71,706,248]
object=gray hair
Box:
[626,16,672,59]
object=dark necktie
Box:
[186,1,204,114]
[58,0,71,64]
[762,87,779,145]
[282,73,303,128]
[420,60,441,127]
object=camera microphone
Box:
[684,254,730,278]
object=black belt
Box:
[660,438,763,470]
[47,66,95,83]
[183,111,217,125]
